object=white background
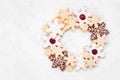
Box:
[0,0,120,80]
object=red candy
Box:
[92,49,98,55]
[79,14,86,20]
[49,38,56,44]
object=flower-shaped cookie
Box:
[74,7,90,26]
[42,34,61,48]
[85,43,104,58]
[74,7,90,31]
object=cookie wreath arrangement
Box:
[42,7,109,72]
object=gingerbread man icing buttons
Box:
[42,7,110,71]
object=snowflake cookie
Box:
[42,7,110,72]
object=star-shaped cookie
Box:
[93,35,107,47]
[47,19,64,37]
[88,14,102,28]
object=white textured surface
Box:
[0,0,120,80]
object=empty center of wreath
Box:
[61,29,91,55]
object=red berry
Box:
[49,38,56,44]
[79,14,86,20]
[92,49,98,55]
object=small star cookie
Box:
[44,47,54,56]
[64,53,77,67]
[82,51,97,69]
[88,14,102,28]
[66,64,74,72]
[51,44,65,57]
[62,17,80,31]
[93,35,107,47]
[80,23,89,32]
[84,57,97,69]
[57,8,73,23]
[47,19,64,37]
